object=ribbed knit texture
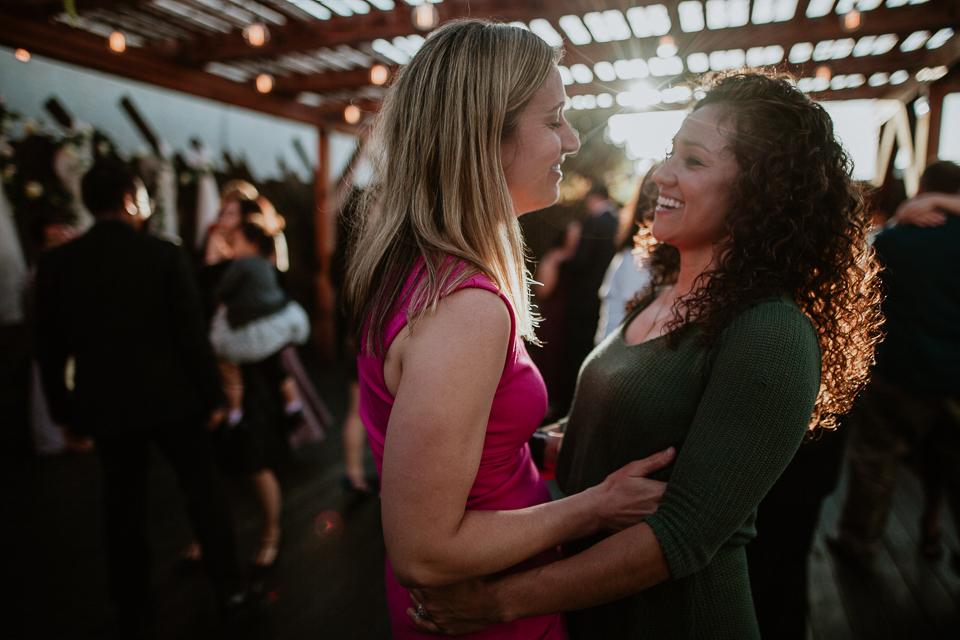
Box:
[555,296,821,639]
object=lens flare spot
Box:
[314,510,344,541]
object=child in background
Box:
[210,221,310,429]
[206,220,310,570]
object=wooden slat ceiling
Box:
[0,0,957,127]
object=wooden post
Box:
[914,111,930,178]
[313,125,336,364]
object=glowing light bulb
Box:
[15,48,30,62]
[244,23,268,47]
[370,64,389,86]
[815,65,831,82]
[413,4,439,31]
[344,105,361,124]
[843,10,861,32]
[256,73,274,93]
[657,35,678,58]
[109,31,126,53]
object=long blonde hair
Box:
[346,20,561,355]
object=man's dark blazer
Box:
[34,220,224,437]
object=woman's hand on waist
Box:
[585,447,675,533]
[407,575,507,636]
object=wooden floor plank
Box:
[807,527,856,640]
[818,491,900,640]
[884,502,960,638]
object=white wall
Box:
[939,92,960,164]
[0,46,357,183]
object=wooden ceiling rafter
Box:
[168,0,587,64]
[560,4,958,67]
[172,2,957,106]
[0,9,323,124]
[0,1,956,126]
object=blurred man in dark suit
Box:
[34,161,244,634]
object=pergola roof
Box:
[1,0,957,129]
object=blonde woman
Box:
[345,20,674,639]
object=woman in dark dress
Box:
[409,69,884,639]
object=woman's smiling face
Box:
[651,104,740,252]
[500,66,581,216]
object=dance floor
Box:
[2,361,957,639]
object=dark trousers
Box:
[748,422,849,640]
[95,423,243,613]
[838,375,960,559]
[748,497,824,640]
[0,323,33,461]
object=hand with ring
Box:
[407,576,506,636]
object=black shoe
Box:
[284,409,305,433]
[251,535,282,576]
[341,475,377,498]
[176,541,204,575]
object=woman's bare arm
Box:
[409,522,671,635]
[381,287,672,589]
[891,192,960,227]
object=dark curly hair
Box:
[629,69,883,431]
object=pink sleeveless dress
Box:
[358,262,567,639]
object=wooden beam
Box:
[246,2,959,100]
[168,0,621,64]
[274,65,397,95]
[0,0,135,18]
[0,10,322,125]
[174,2,957,66]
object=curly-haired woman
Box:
[410,69,883,639]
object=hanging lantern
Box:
[344,105,361,124]
[109,30,126,53]
[413,4,439,31]
[15,48,30,62]
[370,64,389,86]
[243,23,269,47]
[256,73,274,93]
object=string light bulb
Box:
[657,35,677,58]
[843,9,861,32]
[344,105,361,124]
[370,64,389,86]
[109,30,126,53]
[243,23,269,47]
[256,73,274,93]
[815,65,832,82]
[413,3,439,31]
[15,48,30,62]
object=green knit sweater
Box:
[555,296,821,639]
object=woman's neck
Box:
[673,245,717,298]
